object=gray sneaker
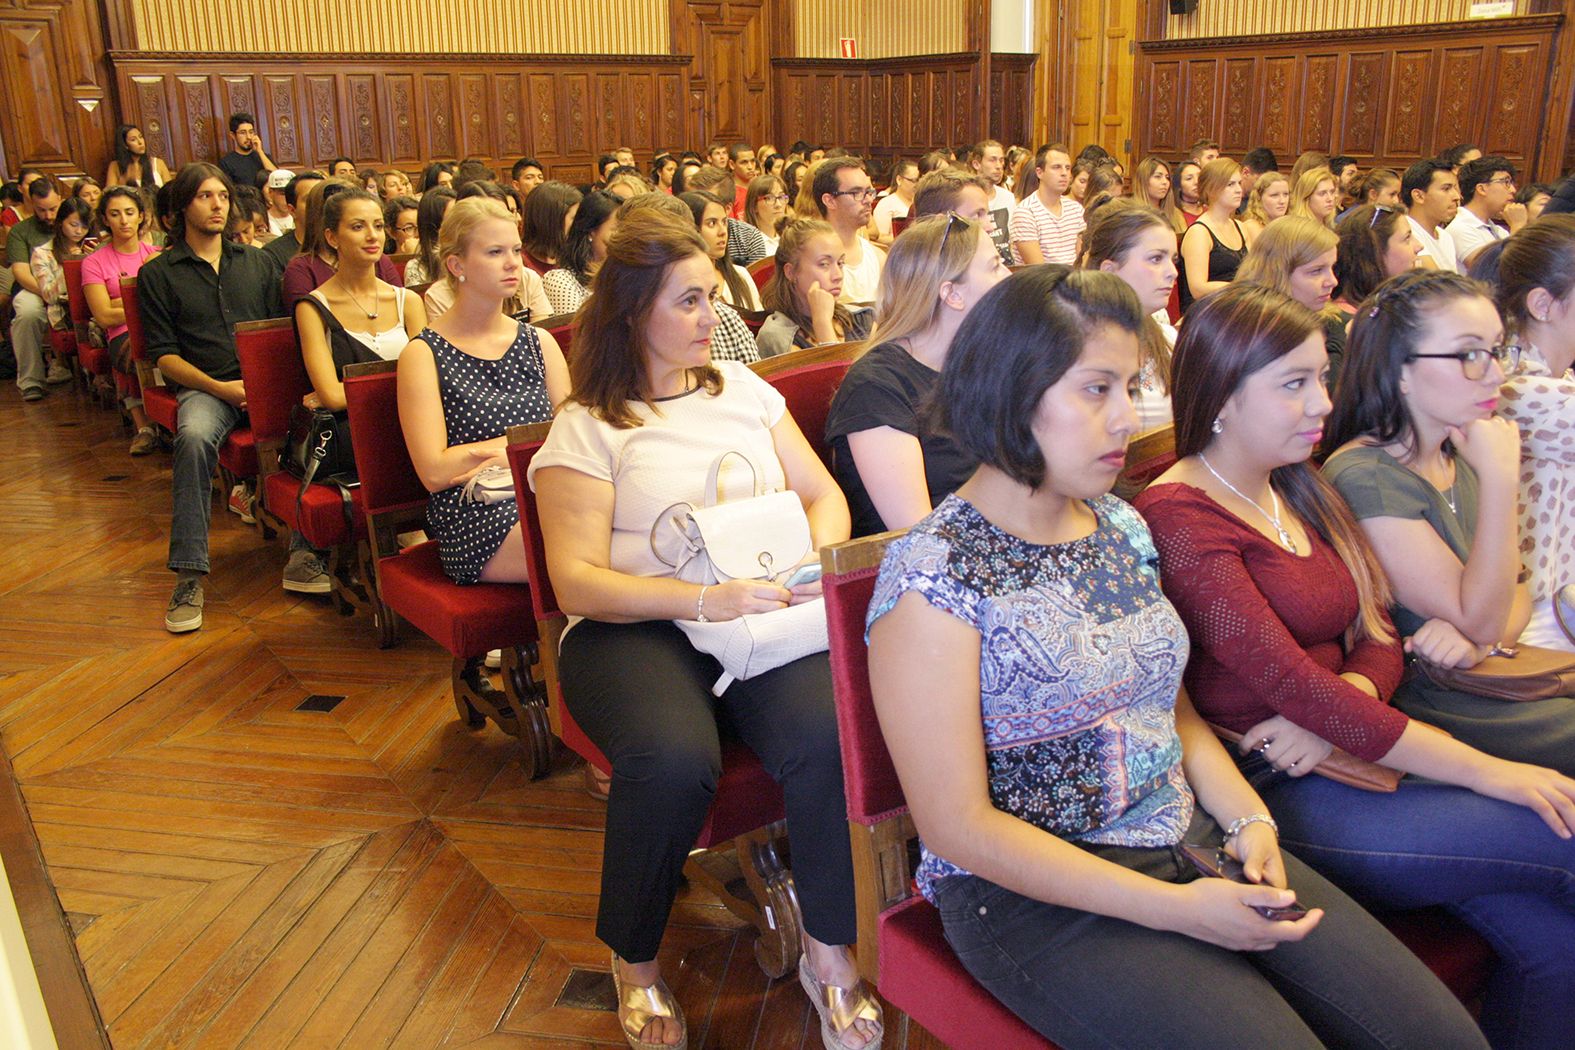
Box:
[166,579,204,633]
[282,549,332,594]
[45,361,71,384]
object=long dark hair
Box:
[1325,269,1493,458]
[1082,200,1176,392]
[50,197,94,258]
[1172,282,1393,644]
[678,190,753,306]
[166,162,234,243]
[521,180,581,264]
[113,124,150,184]
[1334,204,1405,305]
[415,186,456,281]
[559,189,621,285]
[1497,213,1575,336]
[568,209,720,429]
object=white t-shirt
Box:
[1408,216,1458,274]
[527,360,788,585]
[990,183,1015,217]
[268,211,295,237]
[873,193,910,239]
[1445,209,1508,272]
[840,236,886,304]
[1009,192,1085,265]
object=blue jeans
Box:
[1247,754,1575,1050]
[933,811,1486,1050]
[169,388,241,574]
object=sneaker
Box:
[227,483,256,524]
[165,578,204,633]
[45,361,71,384]
[484,649,502,670]
[282,549,332,594]
[129,427,159,456]
[21,385,44,402]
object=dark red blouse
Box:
[1134,482,1409,762]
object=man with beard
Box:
[138,164,283,633]
[6,175,65,398]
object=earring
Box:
[1211,418,1224,434]
[458,274,466,283]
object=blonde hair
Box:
[1288,167,1337,228]
[793,159,824,218]
[867,214,983,350]
[437,197,518,285]
[1236,216,1338,314]
[763,217,856,341]
[1245,171,1289,226]
[1196,157,1242,210]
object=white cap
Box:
[266,168,294,190]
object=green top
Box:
[5,216,51,269]
[1324,444,1479,637]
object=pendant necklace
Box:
[344,284,380,320]
[1200,453,1298,553]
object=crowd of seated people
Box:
[9,109,1575,1050]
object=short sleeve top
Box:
[1324,445,1480,637]
[824,341,978,536]
[866,494,1195,901]
[80,240,159,341]
[1498,345,1575,605]
[527,361,788,582]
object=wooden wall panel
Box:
[111,56,692,185]
[1134,16,1558,176]
[1164,0,1532,40]
[0,0,115,178]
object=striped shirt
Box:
[1009,192,1085,265]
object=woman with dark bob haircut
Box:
[1332,204,1420,313]
[1138,279,1575,1050]
[869,267,1484,1049]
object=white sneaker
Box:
[45,361,72,384]
[484,649,502,670]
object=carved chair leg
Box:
[683,821,802,979]
[501,644,554,779]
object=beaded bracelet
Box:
[1224,813,1278,841]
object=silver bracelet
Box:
[1224,814,1278,841]
[696,585,710,623]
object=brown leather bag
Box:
[1416,644,1575,702]
[1209,723,1402,793]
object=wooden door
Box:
[672,0,771,148]
[1063,0,1139,166]
[0,0,113,178]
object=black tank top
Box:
[1179,218,1247,314]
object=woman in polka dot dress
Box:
[397,197,569,586]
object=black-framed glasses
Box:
[1368,204,1395,227]
[1407,343,1521,380]
[829,186,877,201]
[766,193,790,204]
[394,223,417,234]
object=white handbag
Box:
[459,464,516,505]
[653,451,829,694]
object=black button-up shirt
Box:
[139,236,283,383]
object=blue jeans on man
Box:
[168,388,241,574]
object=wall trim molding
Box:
[108,50,693,66]
[1138,13,1562,50]
[771,51,980,69]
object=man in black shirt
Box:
[261,169,324,272]
[139,163,284,632]
[217,111,275,190]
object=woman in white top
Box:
[1084,200,1179,431]
[530,209,880,1050]
[104,124,172,189]
[297,189,428,412]
[679,190,761,311]
[1495,215,1575,651]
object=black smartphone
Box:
[1179,843,1309,921]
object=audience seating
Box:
[61,259,113,402]
[747,256,775,292]
[342,359,554,778]
[504,421,805,979]
[890,215,913,237]
[1113,424,1178,502]
[234,317,374,601]
[734,307,769,335]
[536,312,577,358]
[749,341,863,470]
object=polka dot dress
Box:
[422,322,553,584]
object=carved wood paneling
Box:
[347,74,380,161]
[306,75,339,163]
[263,74,302,167]
[528,74,558,159]
[174,75,216,163]
[386,73,418,163]
[559,73,590,157]
[492,73,525,159]
[1136,17,1555,172]
[458,73,489,159]
[0,0,115,177]
[657,72,685,151]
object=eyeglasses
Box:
[394,223,417,234]
[1485,176,1517,188]
[766,194,790,204]
[1407,342,1521,380]
[1368,204,1395,227]
[829,186,877,201]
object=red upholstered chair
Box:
[60,258,107,384]
[342,360,554,778]
[750,341,862,470]
[120,275,177,433]
[890,215,913,238]
[820,533,1055,1048]
[504,422,804,978]
[536,312,576,360]
[747,255,775,292]
[234,317,375,604]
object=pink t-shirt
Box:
[80,241,159,341]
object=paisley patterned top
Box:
[867,493,1195,901]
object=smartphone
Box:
[781,563,823,589]
[1179,844,1309,921]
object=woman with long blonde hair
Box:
[1236,215,1351,389]
[824,213,1008,535]
[1287,167,1339,229]
[1243,171,1291,238]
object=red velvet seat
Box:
[750,342,861,470]
[890,215,913,238]
[536,312,576,359]
[747,256,775,292]
[505,423,801,976]
[344,361,553,778]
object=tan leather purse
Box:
[1416,644,1575,702]
[1209,723,1402,793]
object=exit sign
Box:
[839,38,858,59]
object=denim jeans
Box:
[10,288,48,393]
[169,388,241,574]
[1246,754,1575,1050]
[932,810,1486,1050]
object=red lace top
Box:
[1135,483,1408,762]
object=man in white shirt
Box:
[814,157,885,304]
[1009,145,1084,265]
[264,168,295,237]
[1402,159,1461,274]
[1446,155,1527,270]
[968,139,1016,215]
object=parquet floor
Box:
[0,384,946,1049]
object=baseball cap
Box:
[267,169,295,190]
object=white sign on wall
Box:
[1469,1,1515,17]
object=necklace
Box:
[343,283,380,320]
[1199,453,1298,553]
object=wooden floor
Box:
[0,382,944,1049]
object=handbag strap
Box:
[703,449,760,507]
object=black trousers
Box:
[558,618,857,962]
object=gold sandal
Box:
[798,954,884,1050]
[610,952,687,1050]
